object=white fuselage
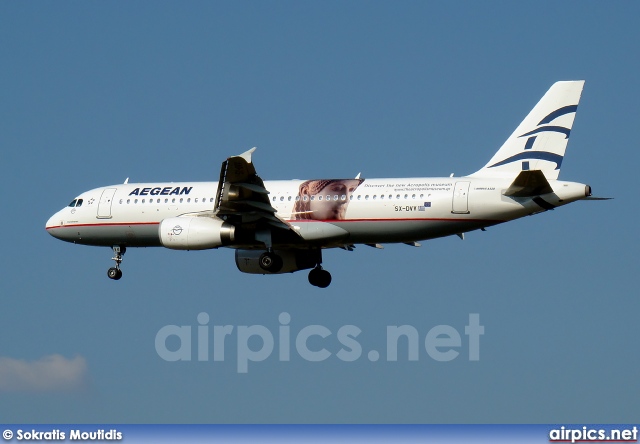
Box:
[44,81,593,286]
[45,176,589,248]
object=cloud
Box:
[0,354,88,392]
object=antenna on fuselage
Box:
[355,172,361,179]
[124,177,129,184]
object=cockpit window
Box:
[75,199,83,207]
[68,199,77,207]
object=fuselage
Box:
[45,176,589,248]
[44,81,594,286]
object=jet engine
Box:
[235,249,320,274]
[159,217,235,250]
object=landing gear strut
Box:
[107,245,126,280]
[308,265,331,288]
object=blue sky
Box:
[1,1,638,423]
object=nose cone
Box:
[46,210,65,240]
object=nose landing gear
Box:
[107,245,126,280]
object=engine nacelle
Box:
[159,217,235,250]
[235,249,320,274]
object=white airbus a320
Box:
[46,81,604,287]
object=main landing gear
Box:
[308,265,331,288]
[257,248,332,288]
[107,245,125,280]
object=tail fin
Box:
[471,81,585,180]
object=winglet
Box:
[238,147,257,163]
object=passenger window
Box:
[365,195,369,200]
[280,196,284,201]
[165,198,168,203]
[272,196,276,202]
[420,194,424,198]
[310,196,315,201]
[187,198,191,203]
[404,194,408,199]
[412,194,416,199]
[333,195,338,201]
[142,199,145,203]
[288,196,292,201]
[180,198,183,203]
[195,198,199,203]
[304,196,309,201]
[318,195,323,201]
[380,195,384,200]
[295,196,300,201]
[357,195,361,200]
[119,199,122,204]
[127,199,130,204]
[134,199,138,204]
[341,195,346,201]
[396,194,400,199]
[172,198,176,203]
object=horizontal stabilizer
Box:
[503,170,553,197]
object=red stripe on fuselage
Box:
[45,222,161,230]
[287,218,505,223]
[46,217,505,232]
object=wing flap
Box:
[218,199,276,214]
[236,182,269,194]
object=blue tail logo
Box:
[488,105,578,170]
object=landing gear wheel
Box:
[107,245,126,280]
[107,267,122,280]
[259,251,283,273]
[308,267,331,288]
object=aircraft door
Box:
[97,188,117,219]
[451,181,470,214]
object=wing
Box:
[214,148,298,246]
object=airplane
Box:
[46,80,604,288]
